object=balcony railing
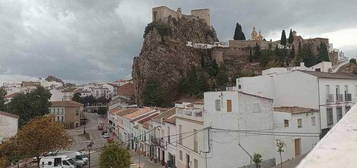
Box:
[336,94,343,102]
[345,93,352,102]
[326,94,334,103]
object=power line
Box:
[211,127,320,135]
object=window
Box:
[346,105,351,113]
[62,161,69,166]
[297,119,302,128]
[227,100,232,112]
[311,116,316,126]
[179,150,183,161]
[194,159,198,168]
[327,108,333,126]
[345,85,349,94]
[284,120,289,128]
[336,107,343,121]
[355,85,357,97]
[215,99,221,111]
[179,125,182,145]
[326,85,330,95]
[336,85,340,95]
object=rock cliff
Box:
[132,16,218,106]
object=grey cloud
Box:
[0,0,356,82]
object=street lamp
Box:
[87,141,94,168]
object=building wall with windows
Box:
[49,101,83,129]
[175,104,205,168]
[273,109,320,164]
[318,78,356,130]
[203,91,276,168]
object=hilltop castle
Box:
[152,6,210,26]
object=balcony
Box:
[345,93,352,102]
[326,94,334,103]
[336,94,343,103]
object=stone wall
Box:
[191,9,210,26]
[152,6,180,23]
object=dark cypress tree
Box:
[233,22,246,40]
[280,30,287,46]
[318,42,330,62]
[288,29,294,44]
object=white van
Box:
[40,155,75,168]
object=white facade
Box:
[239,70,357,131]
[0,112,18,143]
[175,103,205,168]
[273,110,320,163]
[203,91,276,168]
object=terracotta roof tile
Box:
[117,83,134,97]
[123,107,154,120]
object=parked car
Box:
[102,132,110,139]
[39,155,75,168]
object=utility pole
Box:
[87,141,94,168]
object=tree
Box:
[253,153,262,168]
[302,44,318,67]
[82,95,96,106]
[7,86,51,127]
[294,42,303,66]
[233,22,246,40]
[288,29,294,44]
[350,58,357,65]
[16,116,71,166]
[215,65,229,88]
[0,88,6,111]
[276,140,285,168]
[280,30,287,46]
[179,68,209,97]
[143,79,168,107]
[99,143,131,168]
[72,92,82,103]
[97,107,108,116]
[0,137,22,167]
[318,42,330,62]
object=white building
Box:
[239,70,357,133]
[0,111,19,143]
[203,91,276,168]
[297,104,357,168]
[273,107,320,163]
[175,102,205,168]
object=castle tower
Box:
[251,26,258,40]
[191,9,210,26]
[257,31,263,41]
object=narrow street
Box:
[67,112,106,168]
[68,112,161,168]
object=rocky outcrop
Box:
[45,75,64,84]
[132,16,218,106]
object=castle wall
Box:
[152,6,179,23]
[191,9,210,26]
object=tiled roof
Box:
[51,101,83,107]
[300,70,357,80]
[0,111,19,119]
[111,108,138,117]
[274,106,318,114]
[123,107,154,120]
[152,107,176,124]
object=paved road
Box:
[68,112,161,168]
[67,112,106,168]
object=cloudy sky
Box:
[0,0,356,83]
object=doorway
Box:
[186,154,190,168]
[294,138,301,156]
